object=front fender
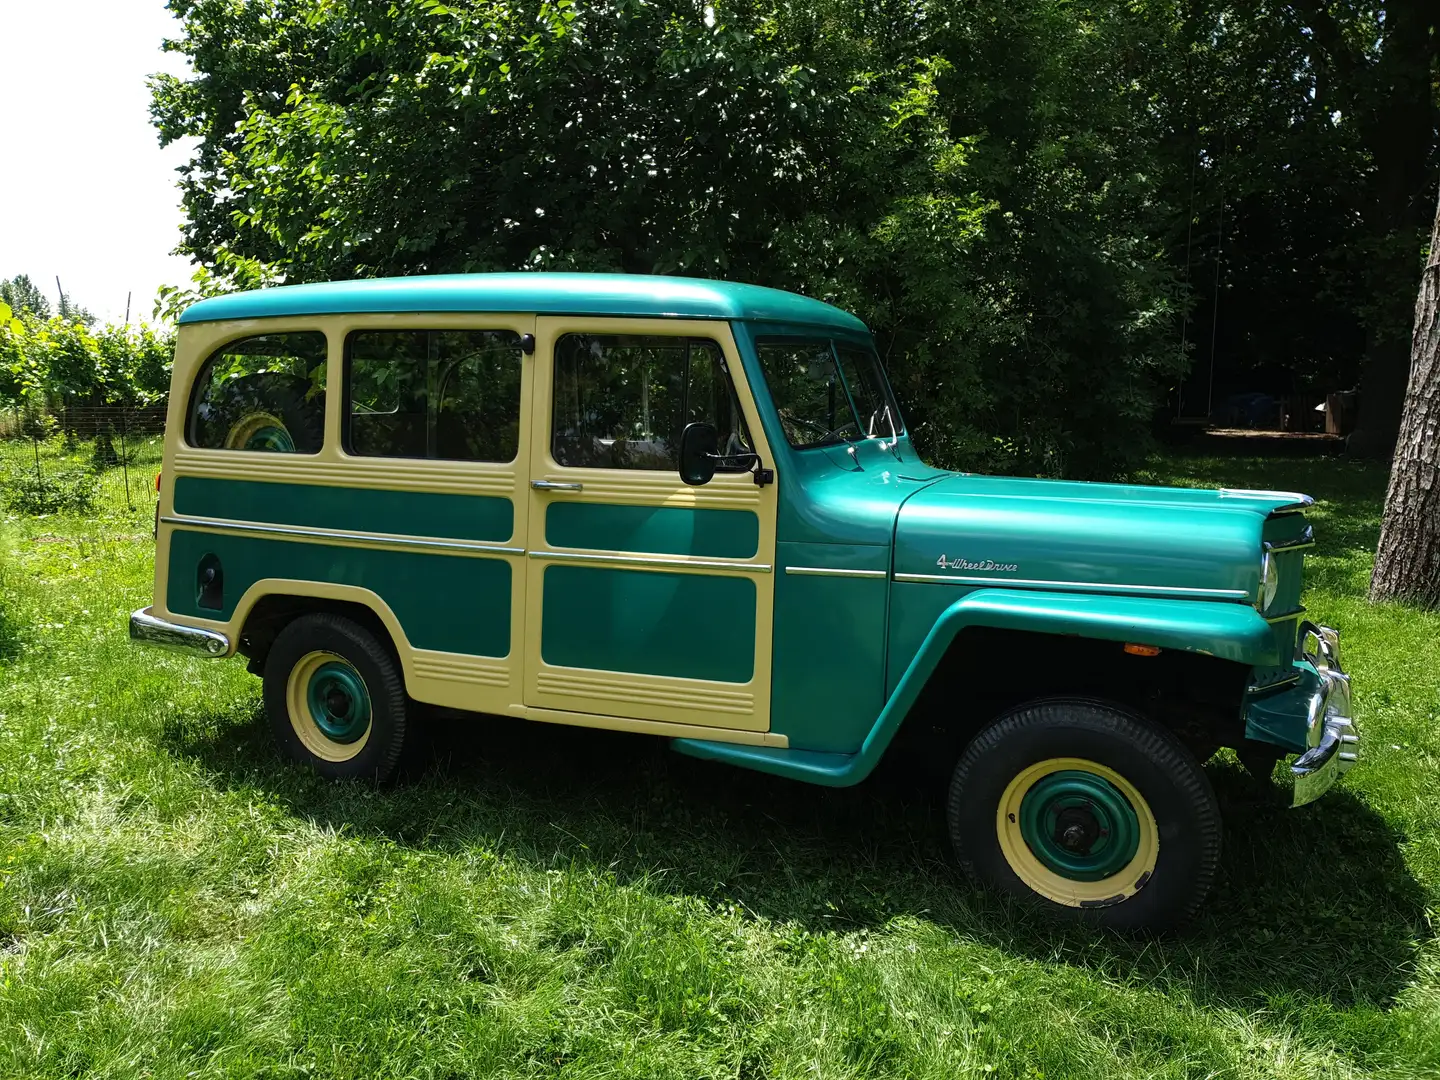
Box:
[674,589,1273,787]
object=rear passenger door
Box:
[523,317,777,732]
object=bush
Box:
[4,468,97,514]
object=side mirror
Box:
[679,421,718,486]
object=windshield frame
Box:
[754,334,905,451]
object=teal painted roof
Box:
[177,273,869,333]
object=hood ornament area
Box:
[936,554,1020,573]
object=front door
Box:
[523,317,777,732]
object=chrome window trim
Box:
[161,515,525,556]
[530,549,772,573]
[892,572,1251,601]
[783,566,887,579]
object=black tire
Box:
[262,613,409,782]
[209,372,324,452]
[948,698,1221,931]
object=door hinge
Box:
[753,467,775,487]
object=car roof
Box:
[177,272,869,334]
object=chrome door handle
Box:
[531,480,584,492]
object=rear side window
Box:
[551,334,752,471]
[188,332,328,453]
[345,330,523,462]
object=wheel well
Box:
[897,626,1249,761]
[236,594,396,675]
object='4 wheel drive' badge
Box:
[936,555,1020,573]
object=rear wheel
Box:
[948,698,1221,930]
[262,613,409,782]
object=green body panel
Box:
[1244,661,1322,752]
[179,273,866,334]
[540,564,756,682]
[676,588,1277,786]
[174,476,514,543]
[770,542,891,752]
[545,502,758,558]
[892,474,1296,600]
[167,529,511,656]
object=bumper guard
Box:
[1289,622,1357,806]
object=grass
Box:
[0,438,1436,1078]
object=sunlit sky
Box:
[1,1,197,325]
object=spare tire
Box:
[205,373,324,453]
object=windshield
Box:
[756,337,903,449]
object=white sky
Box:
[0,0,197,325]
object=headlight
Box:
[1259,551,1278,611]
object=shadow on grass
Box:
[162,702,1430,1014]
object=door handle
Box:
[531,480,584,492]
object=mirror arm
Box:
[703,450,774,487]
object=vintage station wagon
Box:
[131,273,1356,928]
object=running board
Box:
[670,739,860,786]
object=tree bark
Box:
[1370,189,1440,606]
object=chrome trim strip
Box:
[1219,488,1314,513]
[784,566,888,579]
[891,573,1250,600]
[530,550,772,573]
[1247,672,1303,692]
[129,607,230,657]
[1265,526,1315,553]
[1265,607,1306,624]
[161,515,525,556]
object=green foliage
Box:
[2,466,97,515]
[0,308,175,411]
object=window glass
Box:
[755,339,861,448]
[836,345,903,439]
[346,330,523,462]
[551,334,752,470]
[188,332,328,453]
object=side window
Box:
[551,334,752,471]
[188,332,328,453]
[755,339,860,448]
[346,330,523,462]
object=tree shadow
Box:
[159,702,1430,1015]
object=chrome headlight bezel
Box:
[1259,550,1279,611]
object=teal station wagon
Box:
[131,273,1356,928]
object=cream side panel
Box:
[159,313,536,717]
[524,316,778,731]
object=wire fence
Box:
[2,405,168,512]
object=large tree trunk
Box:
[1369,190,1440,606]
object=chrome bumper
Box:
[129,607,231,658]
[1290,622,1357,807]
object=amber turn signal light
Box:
[1123,643,1162,656]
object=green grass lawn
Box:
[0,440,1436,1078]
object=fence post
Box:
[32,432,41,482]
[119,407,132,510]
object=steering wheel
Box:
[785,414,859,444]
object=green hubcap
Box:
[305,661,371,743]
[244,425,294,452]
[1018,770,1141,881]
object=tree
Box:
[0,274,51,320]
[1370,188,1440,606]
[151,0,1186,478]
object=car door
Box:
[522,316,777,732]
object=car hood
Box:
[894,474,1309,600]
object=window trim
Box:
[184,329,330,456]
[341,326,525,465]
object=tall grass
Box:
[0,443,1435,1078]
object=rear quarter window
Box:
[187,332,328,453]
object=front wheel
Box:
[948,698,1221,931]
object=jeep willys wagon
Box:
[132,273,1356,928]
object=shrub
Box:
[3,468,97,514]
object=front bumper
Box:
[129,607,231,658]
[1288,622,1357,807]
